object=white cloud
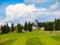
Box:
[4,3,37,24]
[0,2,60,26]
[0,20,3,26]
[0,19,5,26]
[4,3,48,25]
[50,2,60,11]
[24,0,56,4]
[5,3,35,20]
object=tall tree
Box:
[44,22,54,33]
[1,23,10,34]
[10,23,15,32]
[24,22,28,31]
[17,24,22,33]
[37,22,46,28]
[28,22,32,32]
[54,19,60,30]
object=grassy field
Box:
[0,30,60,45]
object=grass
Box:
[26,37,44,45]
[0,39,16,45]
[11,38,27,45]
[0,30,60,45]
[51,35,60,41]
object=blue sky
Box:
[0,0,60,25]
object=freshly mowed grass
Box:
[11,38,27,45]
[0,39,16,45]
[0,30,60,45]
[26,37,44,45]
[51,35,60,41]
[44,31,60,41]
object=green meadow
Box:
[0,30,60,45]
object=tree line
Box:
[0,22,32,34]
[0,18,60,34]
[44,19,60,31]
[37,19,60,31]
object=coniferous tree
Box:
[28,22,32,32]
[44,23,48,31]
[44,22,54,32]
[24,22,28,31]
[6,23,10,33]
[17,24,22,33]
[1,23,10,34]
[1,25,4,34]
[10,23,15,32]
[54,19,60,30]
[48,22,54,33]
[37,22,46,28]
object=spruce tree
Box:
[24,22,28,31]
[17,24,22,33]
[54,19,60,30]
[1,23,10,34]
[10,23,15,32]
[44,22,54,32]
[28,22,32,32]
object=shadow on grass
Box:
[0,39,16,45]
[26,37,44,45]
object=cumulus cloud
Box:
[4,3,37,24]
[0,2,60,26]
[5,3,35,19]
[4,3,48,25]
